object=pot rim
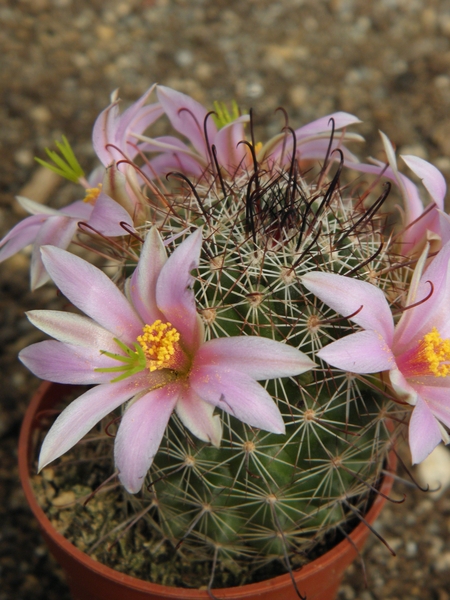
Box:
[19,381,397,599]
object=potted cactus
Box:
[8,84,450,599]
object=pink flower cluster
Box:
[3,83,450,488]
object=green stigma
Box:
[35,135,85,184]
[212,100,241,129]
[95,338,147,383]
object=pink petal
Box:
[114,384,180,493]
[157,86,217,157]
[38,373,150,471]
[16,196,61,216]
[92,96,121,166]
[19,340,118,384]
[346,161,425,226]
[138,135,194,154]
[176,385,222,447]
[194,336,315,380]
[190,365,285,434]
[379,131,398,172]
[394,241,450,350]
[350,148,443,253]
[87,192,134,236]
[144,152,207,180]
[296,138,361,163]
[31,216,79,290]
[439,211,450,245]
[25,310,117,351]
[267,132,363,168]
[301,271,394,344]
[41,246,142,345]
[409,397,443,464]
[128,227,167,324]
[0,215,43,262]
[413,385,450,429]
[93,87,161,167]
[407,373,450,389]
[294,112,362,139]
[213,116,250,174]
[101,164,147,222]
[416,241,450,337]
[60,199,94,219]
[156,228,203,353]
[317,330,396,374]
[115,84,163,158]
[115,84,157,136]
[124,104,164,155]
[388,368,418,405]
[401,155,446,209]
[87,165,105,187]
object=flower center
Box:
[137,320,180,372]
[403,327,450,378]
[96,320,182,382]
[83,183,102,204]
[420,327,450,377]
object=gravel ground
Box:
[1,0,450,598]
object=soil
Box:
[1,1,450,599]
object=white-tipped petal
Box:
[25,310,117,351]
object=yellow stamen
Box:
[421,327,450,377]
[83,183,102,204]
[137,320,180,372]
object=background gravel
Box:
[1,0,450,598]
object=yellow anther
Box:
[421,327,450,377]
[83,183,102,204]
[253,141,263,154]
[137,320,180,372]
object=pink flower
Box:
[19,229,315,493]
[92,85,165,225]
[0,190,133,289]
[347,132,447,254]
[140,85,251,179]
[138,86,363,180]
[1,85,163,289]
[301,241,450,464]
[92,84,163,168]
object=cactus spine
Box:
[117,150,399,587]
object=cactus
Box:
[18,86,447,591]
[114,142,398,588]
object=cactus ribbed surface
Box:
[124,155,398,586]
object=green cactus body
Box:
[124,158,399,586]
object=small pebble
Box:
[51,491,76,507]
[405,541,418,557]
[434,552,450,573]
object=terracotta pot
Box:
[19,381,397,600]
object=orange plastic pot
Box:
[19,381,396,600]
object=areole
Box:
[19,381,397,600]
